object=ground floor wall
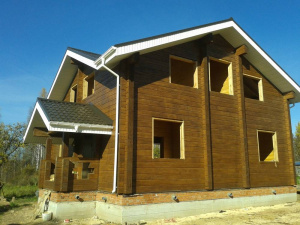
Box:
[40,186,297,224]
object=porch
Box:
[24,98,114,192]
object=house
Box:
[24,18,300,224]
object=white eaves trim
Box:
[23,102,113,142]
[36,102,113,135]
[94,21,233,67]
[93,19,300,98]
[23,102,38,142]
[231,23,300,94]
[48,49,98,99]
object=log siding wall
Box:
[57,33,294,194]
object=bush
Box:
[2,185,38,199]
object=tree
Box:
[0,123,25,167]
[294,122,300,162]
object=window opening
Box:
[83,74,95,98]
[257,130,278,162]
[209,59,233,95]
[170,56,198,88]
[70,85,77,102]
[243,75,263,101]
[82,162,94,179]
[153,118,185,159]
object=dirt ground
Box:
[1,194,300,225]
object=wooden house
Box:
[24,18,300,223]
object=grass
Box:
[297,176,300,185]
[2,185,38,200]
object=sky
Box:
[0,0,299,133]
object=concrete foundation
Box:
[48,201,96,219]
[95,193,297,224]
[43,186,297,223]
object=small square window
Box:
[257,130,278,162]
[209,58,233,95]
[83,74,94,99]
[152,118,185,159]
[243,75,263,101]
[70,85,77,102]
[170,56,198,88]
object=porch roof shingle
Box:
[37,98,113,126]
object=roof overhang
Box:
[48,49,98,101]
[48,19,300,103]
[24,101,113,144]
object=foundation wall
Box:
[40,186,296,223]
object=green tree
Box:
[0,123,25,167]
[294,122,300,162]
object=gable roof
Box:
[47,18,300,103]
[24,98,113,144]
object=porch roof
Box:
[24,98,113,144]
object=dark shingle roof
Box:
[67,47,101,61]
[37,98,112,126]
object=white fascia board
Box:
[49,121,113,130]
[23,102,51,142]
[95,47,117,66]
[23,102,38,142]
[48,121,113,135]
[47,53,68,99]
[36,103,51,130]
[113,21,233,58]
[48,49,97,99]
[232,23,300,95]
[94,21,233,68]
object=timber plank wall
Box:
[60,33,295,194]
[242,58,295,187]
[119,34,295,193]
[64,69,117,192]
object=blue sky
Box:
[0,0,299,132]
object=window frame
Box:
[169,55,198,88]
[243,74,264,101]
[83,73,95,99]
[257,130,279,162]
[209,57,233,95]
[152,117,185,159]
[70,84,78,102]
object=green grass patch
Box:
[297,176,300,185]
[2,185,38,200]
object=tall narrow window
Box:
[152,118,185,159]
[209,58,233,95]
[257,130,278,162]
[170,56,198,88]
[243,74,263,101]
[70,85,77,102]
[83,74,95,99]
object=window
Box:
[170,56,198,88]
[257,130,278,162]
[243,74,263,101]
[209,58,233,95]
[70,85,77,102]
[83,74,95,99]
[152,118,185,159]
